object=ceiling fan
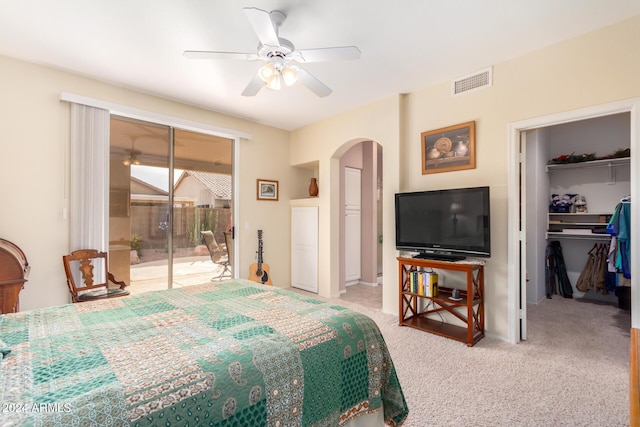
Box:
[184,7,361,97]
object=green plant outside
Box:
[131,234,143,258]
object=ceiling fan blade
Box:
[293,46,361,63]
[296,68,332,97]
[243,7,280,49]
[184,50,259,61]
[241,72,264,97]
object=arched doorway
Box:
[333,139,383,308]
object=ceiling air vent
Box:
[452,67,492,95]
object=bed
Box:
[0,279,408,426]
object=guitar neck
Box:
[257,230,264,268]
[257,241,263,268]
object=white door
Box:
[344,167,361,284]
[291,206,318,292]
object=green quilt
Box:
[0,279,408,426]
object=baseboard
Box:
[381,307,399,318]
[484,331,508,343]
[358,281,379,287]
[631,328,639,426]
[345,280,379,287]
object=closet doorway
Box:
[507,98,640,344]
[524,114,630,304]
[109,116,234,294]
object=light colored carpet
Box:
[293,285,631,426]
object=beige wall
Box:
[291,97,402,305]
[291,16,640,340]
[0,55,295,311]
[2,15,639,341]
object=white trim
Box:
[507,97,640,344]
[60,91,252,141]
[231,137,240,278]
[519,131,528,342]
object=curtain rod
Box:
[60,91,252,141]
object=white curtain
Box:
[70,103,110,251]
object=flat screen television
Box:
[395,186,491,261]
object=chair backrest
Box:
[62,249,110,302]
[224,231,233,268]
[201,230,224,262]
[201,230,219,251]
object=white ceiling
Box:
[1,0,639,131]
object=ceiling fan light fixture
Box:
[123,155,141,166]
[123,149,141,166]
[259,63,276,82]
[185,7,360,97]
[281,66,298,86]
[266,72,282,90]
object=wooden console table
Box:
[397,257,484,346]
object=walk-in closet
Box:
[525,112,631,307]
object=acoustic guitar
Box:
[248,230,272,285]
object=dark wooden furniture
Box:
[0,238,30,314]
[62,249,130,302]
[398,257,485,347]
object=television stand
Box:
[413,252,466,262]
[397,257,484,346]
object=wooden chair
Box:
[201,231,231,280]
[62,249,130,302]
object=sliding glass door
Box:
[171,128,234,288]
[109,116,233,293]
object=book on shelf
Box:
[409,270,438,297]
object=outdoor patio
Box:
[127,255,231,295]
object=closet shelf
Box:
[546,232,611,240]
[547,212,612,215]
[547,212,612,241]
[546,157,629,172]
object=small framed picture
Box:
[257,179,279,201]
[421,121,476,174]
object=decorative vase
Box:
[455,140,469,157]
[309,178,318,197]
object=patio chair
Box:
[62,249,130,303]
[201,230,231,280]
[224,231,233,271]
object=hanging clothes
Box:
[592,243,607,294]
[576,243,609,295]
[616,202,631,279]
[575,245,596,292]
[607,199,631,279]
